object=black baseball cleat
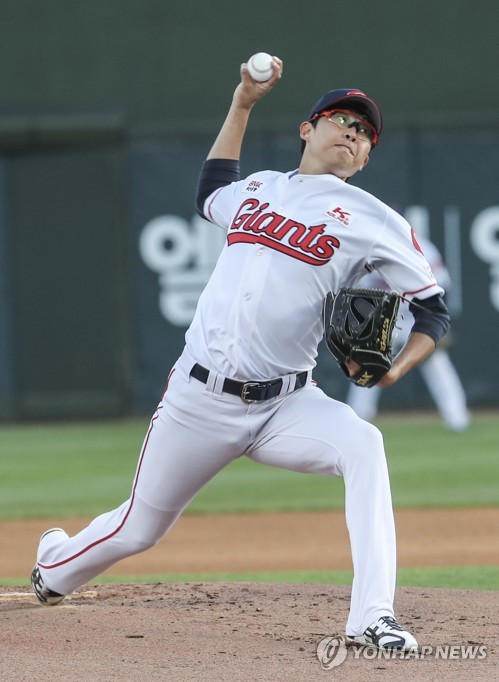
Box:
[31,564,66,606]
[347,615,418,651]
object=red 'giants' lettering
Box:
[228,199,340,265]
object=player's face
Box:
[298,111,371,179]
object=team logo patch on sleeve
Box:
[244,179,265,194]
[326,206,351,226]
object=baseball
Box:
[247,52,274,82]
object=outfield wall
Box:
[0,121,498,418]
[1,1,498,417]
[1,1,498,124]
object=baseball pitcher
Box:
[31,56,450,652]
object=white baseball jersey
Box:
[187,169,443,380]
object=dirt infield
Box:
[1,583,497,680]
[1,508,498,578]
[1,509,498,680]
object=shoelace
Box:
[379,616,404,631]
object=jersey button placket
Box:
[239,245,269,335]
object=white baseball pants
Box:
[37,346,397,635]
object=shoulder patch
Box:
[244,179,265,194]
[326,205,352,227]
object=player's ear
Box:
[299,121,313,146]
[359,153,370,171]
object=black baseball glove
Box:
[323,287,400,388]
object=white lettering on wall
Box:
[139,215,225,326]
[470,207,499,311]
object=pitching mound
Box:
[1,582,497,681]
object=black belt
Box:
[190,363,308,403]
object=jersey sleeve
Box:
[368,209,444,301]
[202,170,279,230]
[418,237,452,290]
[202,182,241,230]
[196,159,241,218]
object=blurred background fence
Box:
[0,0,498,420]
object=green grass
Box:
[96,565,499,591]
[381,414,499,508]
[2,566,496,591]
[0,412,498,520]
[0,420,146,520]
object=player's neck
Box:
[298,157,349,181]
